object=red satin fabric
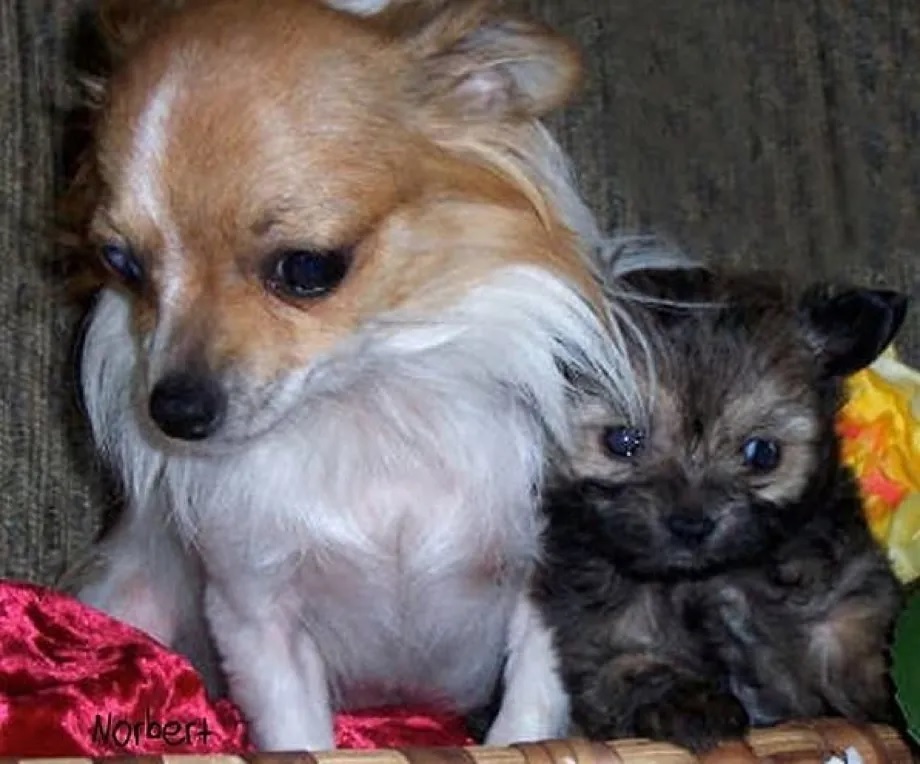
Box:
[335,708,474,750]
[0,581,475,756]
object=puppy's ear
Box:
[619,267,714,303]
[402,1,582,123]
[799,285,909,377]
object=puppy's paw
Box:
[633,681,749,753]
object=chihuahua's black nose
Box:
[666,513,715,544]
[149,372,226,441]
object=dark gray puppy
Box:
[535,267,907,752]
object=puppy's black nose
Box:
[149,372,226,441]
[666,513,715,544]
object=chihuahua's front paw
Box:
[484,706,567,746]
[248,707,335,753]
[485,716,546,746]
[633,681,749,753]
[253,725,336,754]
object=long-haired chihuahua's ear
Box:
[799,285,909,377]
[618,266,714,303]
[401,1,582,123]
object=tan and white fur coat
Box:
[64,0,667,751]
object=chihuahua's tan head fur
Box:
[73,0,601,446]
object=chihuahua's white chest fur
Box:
[169,352,543,716]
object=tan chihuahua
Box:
[63,0,667,751]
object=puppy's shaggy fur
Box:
[536,267,907,753]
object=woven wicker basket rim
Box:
[0,720,913,764]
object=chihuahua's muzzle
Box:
[149,371,227,441]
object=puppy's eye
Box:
[741,437,781,472]
[100,243,144,286]
[265,249,351,299]
[602,426,645,458]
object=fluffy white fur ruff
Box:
[76,259,641,750]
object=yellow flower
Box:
[838,349,920,584]
[887,494,920,584]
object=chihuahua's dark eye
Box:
[603,426,645,458]
[266,249,350,299]
[100,243,144,286]
[741,437,781,472]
